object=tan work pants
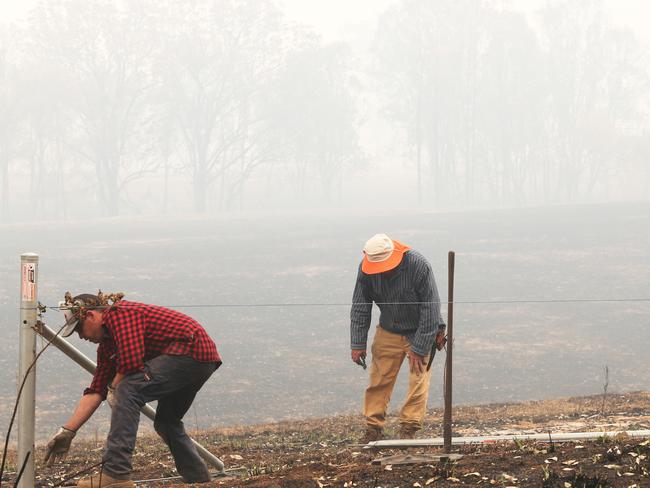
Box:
[364,326,432,429]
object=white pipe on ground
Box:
[367,429,650,448]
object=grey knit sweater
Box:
[350,250,445,356]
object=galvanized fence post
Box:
[18,253,38,488]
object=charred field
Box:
[1,203,650,486]
[6,390,649,487]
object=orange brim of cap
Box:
[362,240,411,274]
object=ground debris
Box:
[21,390,650,487]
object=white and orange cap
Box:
[361,234,411,274]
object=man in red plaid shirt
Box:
[44,293,222,487]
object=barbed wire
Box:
[25,296,650,312]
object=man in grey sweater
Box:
[350,234,446,441]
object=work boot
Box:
[362,425,383,443]
[398,424,420,439]
[76,472,135,488]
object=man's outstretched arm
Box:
[44,393,102,465]
[64,392,103,432]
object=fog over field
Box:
[1,0,650,441]
[1,203,649,440]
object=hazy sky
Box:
[285,0,650,44]
[291,0,649,44]
[2,0,649,44]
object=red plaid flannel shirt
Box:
[84,301,221,398]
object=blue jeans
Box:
[103,355,218,482]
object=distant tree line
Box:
[0,0,648,220]
[374,0,649,206]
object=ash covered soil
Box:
[11,391,650,487]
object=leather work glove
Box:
[107,384,117,408]
[44,427,76,465]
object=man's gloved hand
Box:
[107,384,117,408]
[44,427,76,465]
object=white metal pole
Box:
[18,253,38,488]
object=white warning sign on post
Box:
[21,262,37,301]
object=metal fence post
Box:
[443,251,455,453]
[18,253,38,488]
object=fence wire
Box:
[24,296,650,312]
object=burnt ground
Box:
[4,391,649,487]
